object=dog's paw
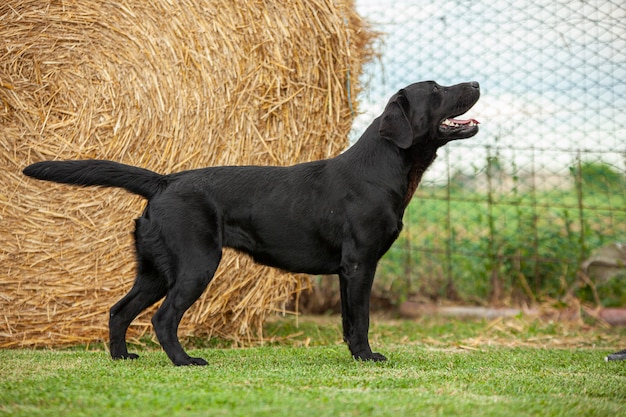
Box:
[369,352,387,362]
[353,351,387,362]
[174,356,208,366]
[189,357,208,366]
[112,353,139,360]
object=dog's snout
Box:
[470,81,479,89]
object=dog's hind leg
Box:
[109,261,167,360]
[151,249,221,366]
[109,218,170,361]
[148,197,223,366]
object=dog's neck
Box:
[402,144,438,208]
[340,121,438,212]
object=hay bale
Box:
[0,0,374,348]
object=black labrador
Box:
[24,80,480,366]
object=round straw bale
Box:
[0,0,374,348]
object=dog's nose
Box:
[470,81,480,89]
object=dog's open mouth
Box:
[441,118,479,127]
[438,117,480,140]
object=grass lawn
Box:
[1,315,625,417]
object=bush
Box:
[374,162,626,307]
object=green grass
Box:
[2,316,625,417]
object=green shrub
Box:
[375,162,626,307]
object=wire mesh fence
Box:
[352,0,626,305]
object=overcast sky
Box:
[351,0,625,180]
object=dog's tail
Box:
[23,160,166,200]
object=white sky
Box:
[350,0,626,180]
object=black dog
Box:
[24,81,480,366]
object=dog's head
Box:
[379,81,480,149]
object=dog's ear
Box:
[379,90,413,149]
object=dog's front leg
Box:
[339,262,387,362]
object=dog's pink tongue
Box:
[449,118,479,125]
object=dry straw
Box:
[0,0,374,348]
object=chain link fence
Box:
[352,0,626,305]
